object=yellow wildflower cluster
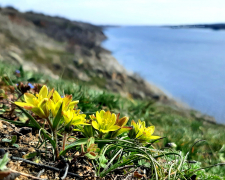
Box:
[14,85,159,142]
[14,85,86,127]
[129,120,160,142]
[90,110,159,142]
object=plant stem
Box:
[63,133,67,151]
[99,132,103,138]
[53,129,60,160]
[46,117,59,160]
[46,117,53,130]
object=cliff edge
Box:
[0,6,172,102]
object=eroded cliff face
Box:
[0,7,181,105]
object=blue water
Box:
[102,26,225,124]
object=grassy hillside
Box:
[0,6,173,103]
[1,62,225,179]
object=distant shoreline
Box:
[165,23,225,31]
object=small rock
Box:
[0,149,5,156]
[4,172,20,180]
[165,142,177,148]
[28,147,35,153]
[19,127,32,135]
[2,125,7,128]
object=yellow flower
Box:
[48,90,79,117]
[111,114,132,138]
[91,110,120,134]
[14,85,53,118]
[63,109,88,126]
[130,120,160,142]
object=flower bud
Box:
[64,124,74,134]
[83,125,95,138]
[128,126,136,139]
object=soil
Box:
[0,83,146,180]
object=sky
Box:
[0,0,225,25]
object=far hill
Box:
[0,6,171,103]
[168,23,225,30]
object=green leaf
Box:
[99,154,108,168]
[0,153,9,171]
[85,152,98,159]
[16,106,41,129]
[18,114,29,123]
[100,155,140,177]
[102,148,123,173]
[0,118,35,128]
[52,103,63,130]
[87,137,95,149]
[83,125,95,138]
[11,135,17,145]
[13,144,19,148]
[2,75,13,86]
[19,65,24,78]
[0,109,5,115]
[64,119,73,133]
[138,159,150,167]
[59,138,89,156]
[23,152,38,159]
[2,139,11,143]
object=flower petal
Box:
[48,88,54,99]
[131,120,136,126]
[108,125,120,132]
[92,121,99,130]
[101,129,110,133]
[96,111,102,124]
[39,85,48,100]
[48,99,56,117]
[150,136,161,140]
[53,90,61,103]
[146,126,155,135]
[38,98,48,107]
[110,113,117,125]
[112,126,132,138]
[24,93,37,105]
[99,110,105,119]
[68,100,79,109]
[32,107,46,118]
[117,116,129,127]
[89,114,96,121]
[14,102,34,110]
[104,111,111,120]
[63,95,72,110]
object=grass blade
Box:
[59,138,89,156]
[52,103,63,130]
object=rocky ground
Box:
[0,81,153,180]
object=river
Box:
[103,26,225,123]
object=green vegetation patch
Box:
[0,62,225,179]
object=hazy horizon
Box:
[0,0,225,26]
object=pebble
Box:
[21,152,26,155]
[0,148,5,156]
[19,127,32,135]
[28,147,35,152]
